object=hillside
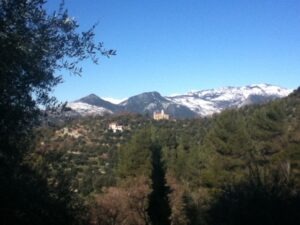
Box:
[30,88,300,225]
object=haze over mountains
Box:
[67,84,292,118]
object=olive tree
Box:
[0,0,115,158]
[0,1,114,224]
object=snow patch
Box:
[67,102,112,116]
[102,97,127,104]
[168,84,292,116]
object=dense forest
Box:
[25,88,300,225]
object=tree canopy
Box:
[0,1,115,224]
[0,0,115,153]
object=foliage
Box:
[91,176,152,225]
[0,0,114,224]
[117,128,153,178]
[29,88,300,224]
[0,0,114,152]
[166,174,189,225]
[208,180,300,225]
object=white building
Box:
[108,122,124,133]
[153,109,170,120]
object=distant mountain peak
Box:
[67,84,293,118]
[169,84,292,116]
[136,91,165,100]
[120,91,196,118]
[77,93,102,101]
[87,93,98,97]
[73,93,123,113]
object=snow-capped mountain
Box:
[67,102,113,116]
[120,91,197,119]
[168,84,292,116]
[67,84,293,118]
[76,94,122,112]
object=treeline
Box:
[158,87,300,225]
[30,114,152,196]
[27,88,300,225]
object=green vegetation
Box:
[0,0,114,224]
[1,1,299,224]
[27,88,300,225]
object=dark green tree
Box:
[0,0,114,224]
[118,128,153,178]
[202,110,253,186]
[0,0,115,158]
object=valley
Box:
[29,87,300,225]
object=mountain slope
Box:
[67,102,113,116]
[121,91,197,118]
[76,94,123,112]
[67,84,293,118]
[67,94,124,116]
[168,84,292,116]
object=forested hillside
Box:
[27,88,300,225]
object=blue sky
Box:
[46,0,300,102]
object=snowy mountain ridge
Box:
[168,84,292,116]
[67,84,293,118]
[67,102,113,116]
